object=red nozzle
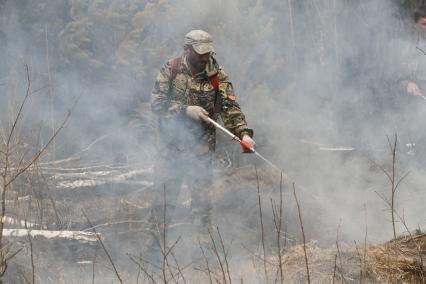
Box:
[240,140,253,151]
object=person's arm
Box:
[218,68,254,139]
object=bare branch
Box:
[254,163,268,282]
[92,243,99,284]
[278,172,284,284]
[240,244,275,266]
[332,252,338,284]
[393,172,410,193]
[26,224,35,284]
[128,254,158,284]
[164,235,182,259]
[363,204,368,272]
[199,238,213,284]
[216,226,232,284]
[128,253,163,271]
[374,191,392,208]
[368,158,393,184]
[416,46,426,55]
[293,183,310,284]
[6,64,32,147]
[393,209,424,268]
[354,241,363,283]
[208,227,227,284]
[82,211,123,284]
[2,246,23,265]
[170,251,187,284]
[335,221,345,283]
[4,109,71,188]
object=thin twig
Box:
[388,133,397,240]
[208,227,227,284]
[130,253,162,271]
[379,133,410,241]
[26,225,35,284]
[0,64,33,253]
[293,183,310,284]
[6,64,32,147]
[160,186,180,284]
[374,191,391,208]
[363,204,368,276]
[279,172,284,283]
[416,46,426,55]
[170,251,187,284]
[82,211,123,284]
[4,109,71,189]
[216,226,232,284]
[38,170,62,229]
[332,253,338,284]
[240,244,275,266]
[128,254,158,284]
[162,185,167,284]
[394,172,410,193]
[163,236,181,259]
[92,242,99,284]
[394,209,424,269]
[199,238,213,284]
[254,164,268,282]
[273,172,284,284]
[136,252,142,284]
[353,241,363,284]
[335,221,345,283]
[154,184,180,284]
[45,25,56,161]
[0,247,23,273]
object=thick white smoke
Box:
[0,0,425,282]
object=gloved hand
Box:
[241,134,256,153]
[406,81,423,97]
[185,106,209,122]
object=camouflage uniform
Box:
[150,54,253,227]
[151,55,253,153]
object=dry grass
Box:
[365,233,425,283]
[281,241,347,284]
[276,234,425,283]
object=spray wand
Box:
[206,117,280,171]
[207,117,322,202]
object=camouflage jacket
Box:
[151,55,253,156]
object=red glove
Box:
[241,135,255,153]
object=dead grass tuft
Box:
[365,233,425,283]
[277,234,425,283]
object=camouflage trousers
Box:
[146,151,213,257]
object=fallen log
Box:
[3,228,98,242]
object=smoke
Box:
[1,0,426,282]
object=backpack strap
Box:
[167,57,183,95]
[210,73,222,121]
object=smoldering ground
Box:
[0,0,425,282]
